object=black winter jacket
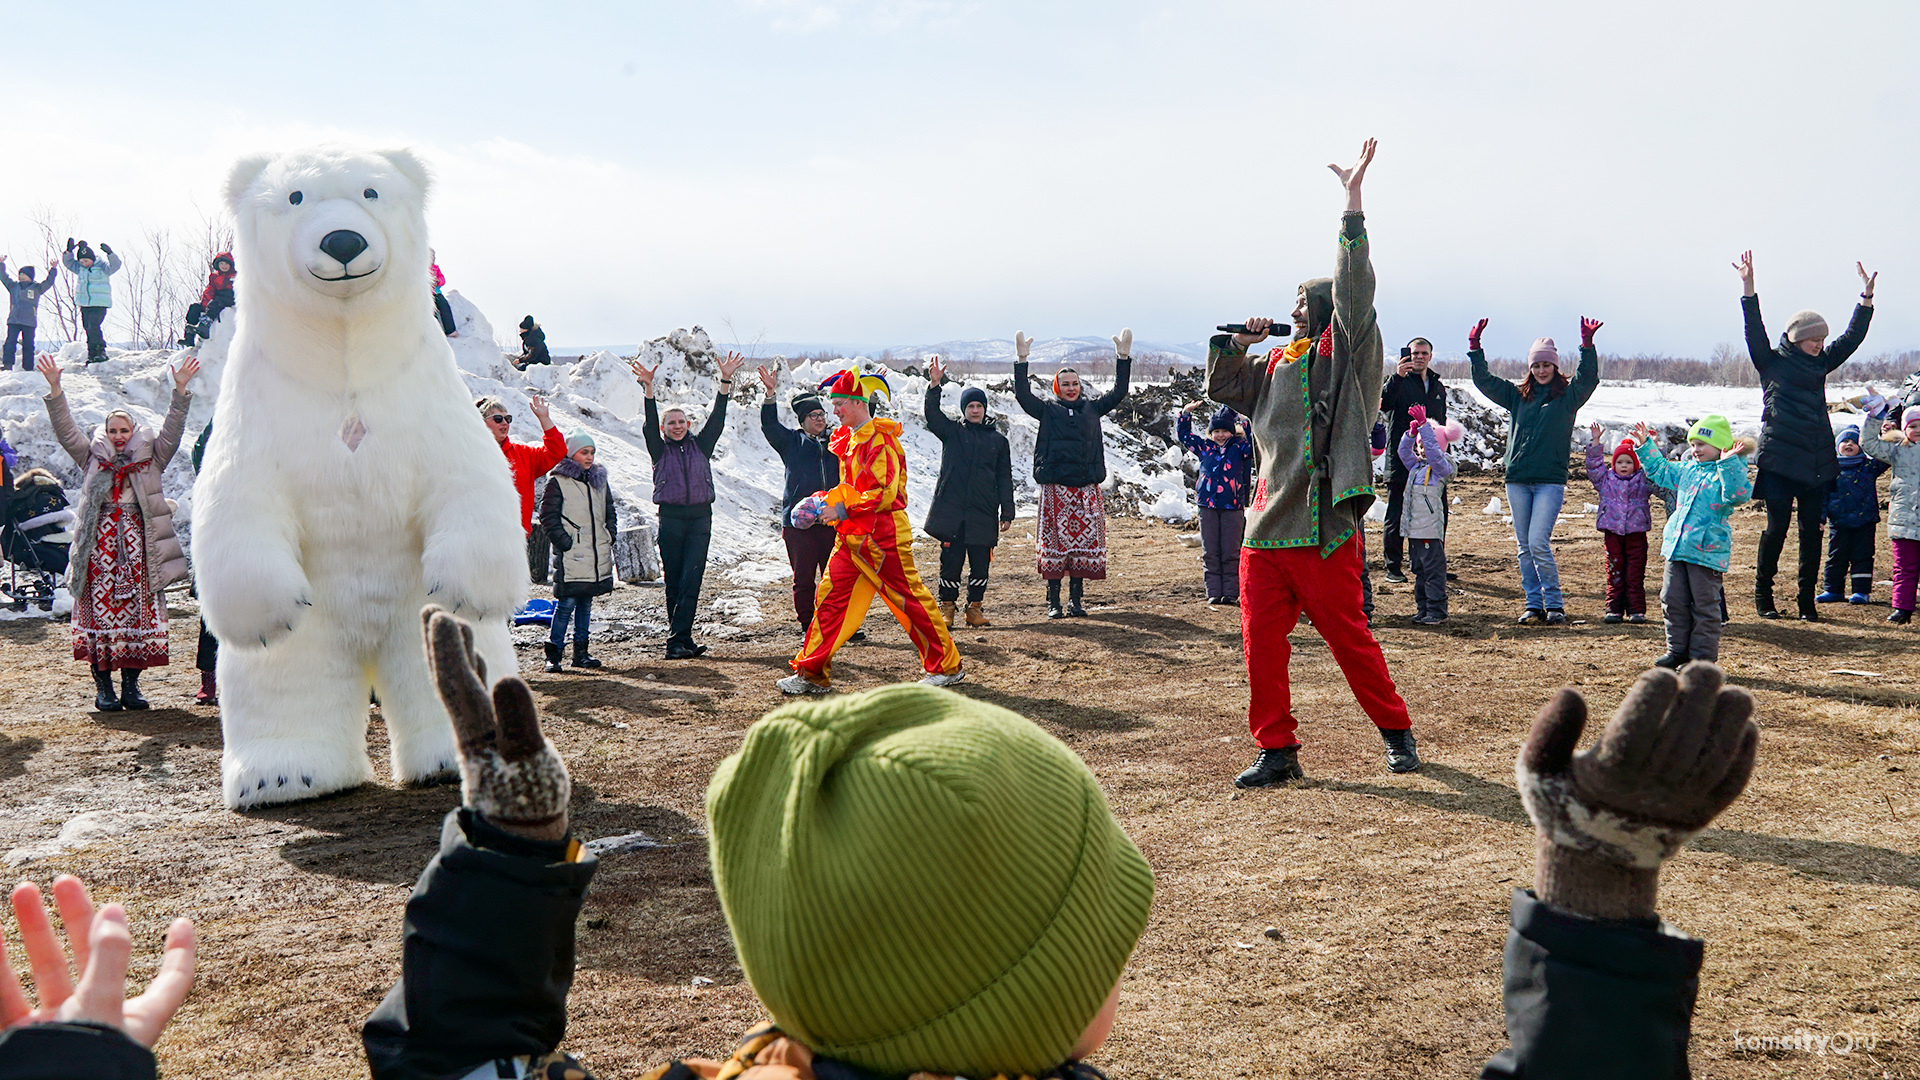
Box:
[1744,294,1872,491]
[1013,357,1131,487]
[923,383,1015,545]
[761,402,840,528]
[1379,369,1447,481]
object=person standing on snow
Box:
[61,239,121,364]
[0,257,57,370]
[922,355,1016,628]
[1207,138,1420,787]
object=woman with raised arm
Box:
[38,354,198,711]
[1734,251,1876,620]
[1011,329,1132,618]
[1469,316,1604,625]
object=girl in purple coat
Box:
[1178,401,1253,604]
[1586,423,1663,623]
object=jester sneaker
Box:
[1380,728,1421,773]
[777,674,830,695]
[1234,747,1305,788]
[919,669,967,688]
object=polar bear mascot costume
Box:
[196,146,526,810]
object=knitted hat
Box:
[706,685,1154,1078]
[1689,415,1734,451]
[1904,406,1920,430]
[520,316,536,331]
[1612,438,1640,466]
[790,393,825,420]
[1209,405,1239,433]
[1784,310,1829,343]
[1527,338,1559,367]
[1836,426,1861,447]
[565,432,594,454]
[16,266,32,280]
[74,243,95,261]
[958,385,988,413]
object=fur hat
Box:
[1208,405,1239,433]
[519,315,536,331]
[1527,338,1560,367]
[706,685,1154,1078]
[1784,310,1829,343]
[958,385,988,413]
[1612,438,1640,466]
[790,393,825,420]
[565,432,594,454]
[1837,426,1862,447]
[1689,415,1734,451]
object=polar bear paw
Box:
[203,564,316,649]
[223,739,375,810]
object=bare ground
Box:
[1,474,1915,1078]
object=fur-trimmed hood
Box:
[550,457,607,490]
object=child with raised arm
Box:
[1585,422,1659,624]
[1632,416,1753,668]
[1176,400,1252,604]
[1396,404,1461,625]
[1859,406,1920,624]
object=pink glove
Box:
[1580,317,1603,348]
[1407,404,1428,428]
[1468,318,1488,351]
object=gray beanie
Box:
[1784,310,1829,343]
[565,432,595,454]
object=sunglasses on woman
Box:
[487,414,512,424]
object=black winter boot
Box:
[92,667,122,712]
[543,641,563,673]
[572,639,603,669]
[1234,746,1304,788]
[119,668,149,711]
[1066,576,1088,617]
[1045,579,1064,619]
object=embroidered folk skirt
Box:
[73,505,169,670]
[1036,483,1107,580]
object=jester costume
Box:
[790,369,961,687]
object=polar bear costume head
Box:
[224,147,438,376]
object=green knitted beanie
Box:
[1690,414,1734,452]
[705,685,1154,1078]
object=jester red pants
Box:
[1240,538,1411,750]
[792,510,961,685]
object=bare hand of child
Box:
[1730,437,1755,456]
[1631,421,1653,444]
[1590,421,1604,443]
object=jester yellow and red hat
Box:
[818,367,892,402]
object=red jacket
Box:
[500,427,568,533]
[201,253,236,305]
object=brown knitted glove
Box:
[422,605,571,843]
[1517,663,1758,920]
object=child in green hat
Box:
[1630,416,1753,668]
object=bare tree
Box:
[28,206,79,343]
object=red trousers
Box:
[792,509,960,685]
[1240,539,1411,749]
[1603,530,1649,616]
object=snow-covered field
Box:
[0,295,1890,623]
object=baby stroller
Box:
[2,464,73,612]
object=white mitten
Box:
[1112,328,1133,359]
[1015,331,1032,360]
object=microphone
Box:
[1217,323,1285,334]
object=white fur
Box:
[196,146,526,810]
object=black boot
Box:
[1755,529,1783,617]
[119,668,149,711]
[572,639,604,668]
[543,641,563,673]
[1380,728,1420,773]
[1234,746,1304,788]
[92,667,122,712]
[1046,579,1064,619]
[1890,609,1913,625]
[1066,577,1088,617]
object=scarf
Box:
[106,456,147,525]
[639,1025,1110,1080]
[1265,327,1330,375]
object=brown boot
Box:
[965,601,991,627]
[938,601,956,625]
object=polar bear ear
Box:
[377,148,432,198]
[225,152,275,213]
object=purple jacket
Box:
[1586,442,1654,535]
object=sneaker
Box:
[1652,652,1687,669]
[1544,608,1569,626]
[1848,593,1872,605]
[777,673,830,695]
[848,629,867,643]
[1890,609,1913,625]
[1603,612,1624,624]
[1234,746,1304,788]
[1517,608,1545,625]
[1627,613,1648,624]
[1815,591,1843,603]
[920,669,967,687]
[1412,613,1447,626]
[1383,568,1408,584]
[1380,728,1421,773]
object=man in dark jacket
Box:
[633,353,744,659]
[0,257,57,370]
[923,356,1016,627]
[1379,337,1446,581]
[1735,250,1875,619]
[758,364,846,634]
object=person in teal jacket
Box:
[1469,317,1603,625]
[1632,415,1753,669]
[60,239,122,363]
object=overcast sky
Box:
[8,1,1916,359]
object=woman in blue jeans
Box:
[1469,317,1603,624]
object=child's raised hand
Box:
[1730,437,1755,456]
[1590,421,1604,443]
[1631,421,1654,444]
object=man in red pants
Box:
[778,367,964,694]
[1207,138,1419,785]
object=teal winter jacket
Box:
[61,249,121,308]
[1635,443,1752,572]
[1471,345,1600,485]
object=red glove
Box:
[1407,404,1428,428]
[1580,317,1603,348]
[1468,318,1488,351]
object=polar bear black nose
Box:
[320,230,369,265]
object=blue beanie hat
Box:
[959,386,988,413]
[1209,406,1239,433]
[1837,425,1861,446]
